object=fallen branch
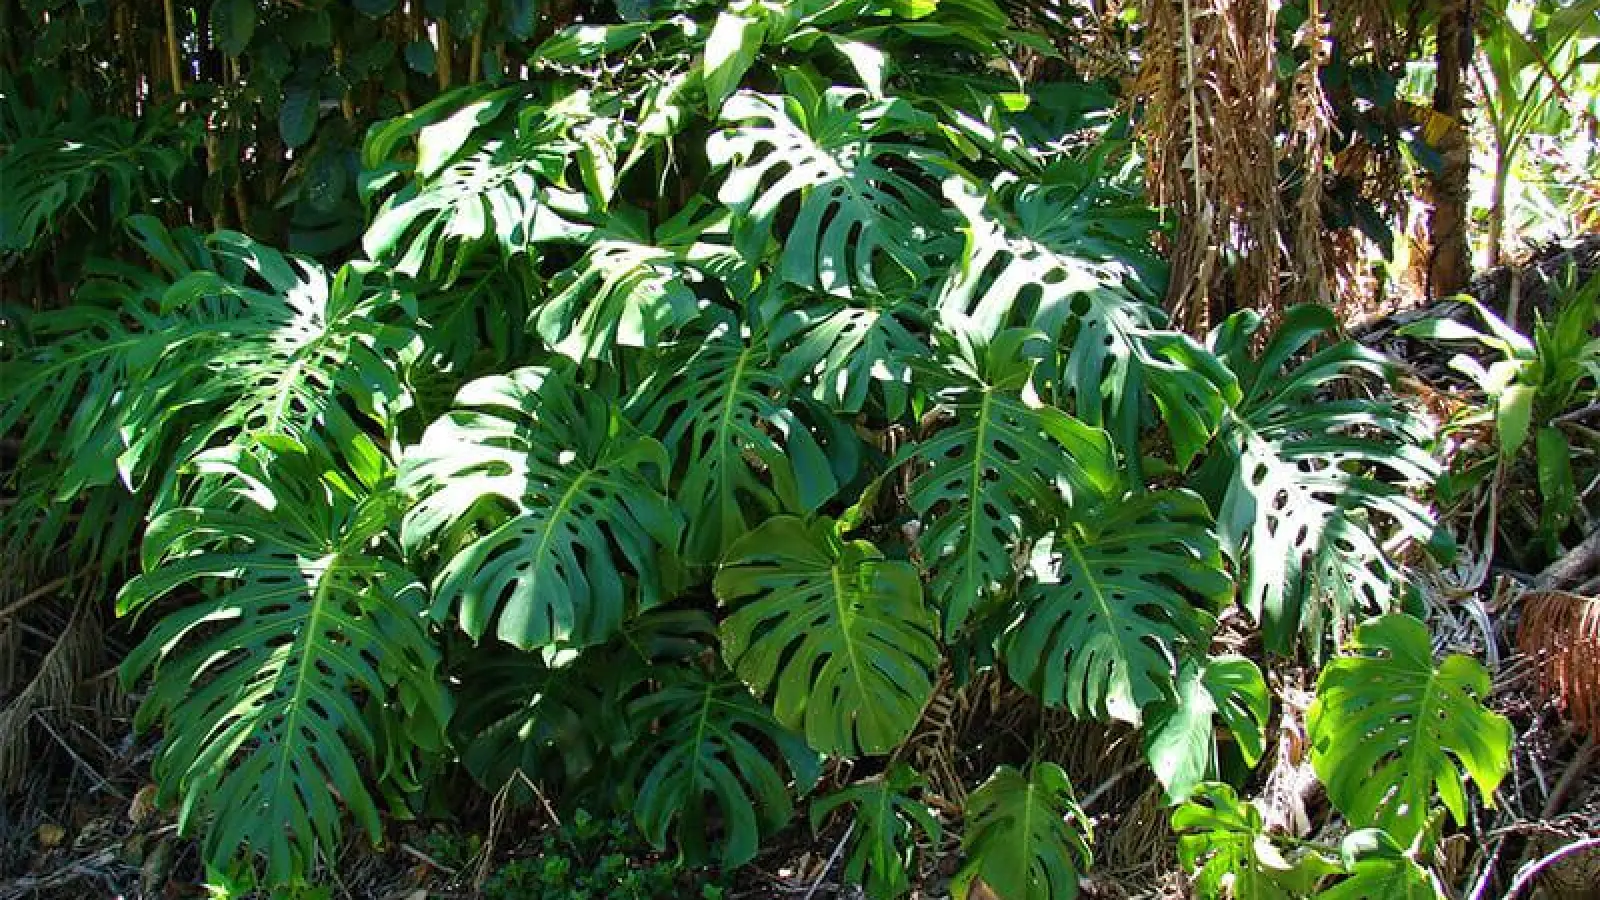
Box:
[1535,527,1600,590]
[1501,836,1600,900]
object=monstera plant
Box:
[0,0,1500,897]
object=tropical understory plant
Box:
[0,1,1512,898]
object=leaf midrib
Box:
[715,345,754,543]
[267,552,337,832]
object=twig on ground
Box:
[801,820,855,900]
[401,842,460,876]
[1542,736,1596,819]
[30,711,125,800]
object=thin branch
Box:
[1501,836,1600,900]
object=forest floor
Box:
[3,239,1599,900]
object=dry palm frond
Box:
[1135,0,1287,332]
[1517,590,1600,734]
[1288,0,1334,309]
[0,589,100,790]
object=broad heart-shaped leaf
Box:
[935,177,1232,471]
[771,290,929,418]
[714,516,938,756]
[902,328,1116,638]
[1143,654,1270,804]
[1003,489,1230,724]
[627,668,820,866]
[1317,830,1445,900]
[954,763,1092,900]
[117,445,449,887]
[1173,783,1339,900]
[810,764,942,900]
[400,367,680,650]
[1203,306,1441,658]
[706,86,948,298]
[631,327,840,566]
[1308,614,1512,846]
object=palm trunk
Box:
[1423,0,1474,297]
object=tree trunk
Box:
[1423,0,1474,298]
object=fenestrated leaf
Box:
[715,516,938,756]
[901,328,1116,638]
[1003,489,1229,723]
[1143,655,1269,804]
[453,609,715,796]
[628,668,820,865]
[1308,614,1513,845]
[772,291,928,418]
[400,367,681,650]
[707,85,948,297]
[363,98,592,281]
[1173,782,1339,900]
[116,230,414,504]
[953,763,1092,900]
[935,176,1231,470]
[1202,306,1441,657]
[810,764,941,899]
[118,445,449,886]
[631,326,840,566]
[534,206,709,362]
[1317,830,1445,900]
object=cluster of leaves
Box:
[1404,271,1600,564]
[1174,614,1513,899]
[481,809,730,900]
[0,0,1508,898]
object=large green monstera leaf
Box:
[1003,489,1230,723]
[532,202,726,362]
[632,327,839,565]
[1204,306,1441,656]
[1174,783,1338,900]
[715,515,938,756]
[452,609,716,796]
[627,668,821,866]
[118,445,448,884]
[1308,614,1513,845]
[955,763,1093,900]
[935,178,1232,468]
[401,366,680,649]
[772,291,929,418]
[903,328,1116,637]
[707,83,947,297]
[362,87,592,281]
